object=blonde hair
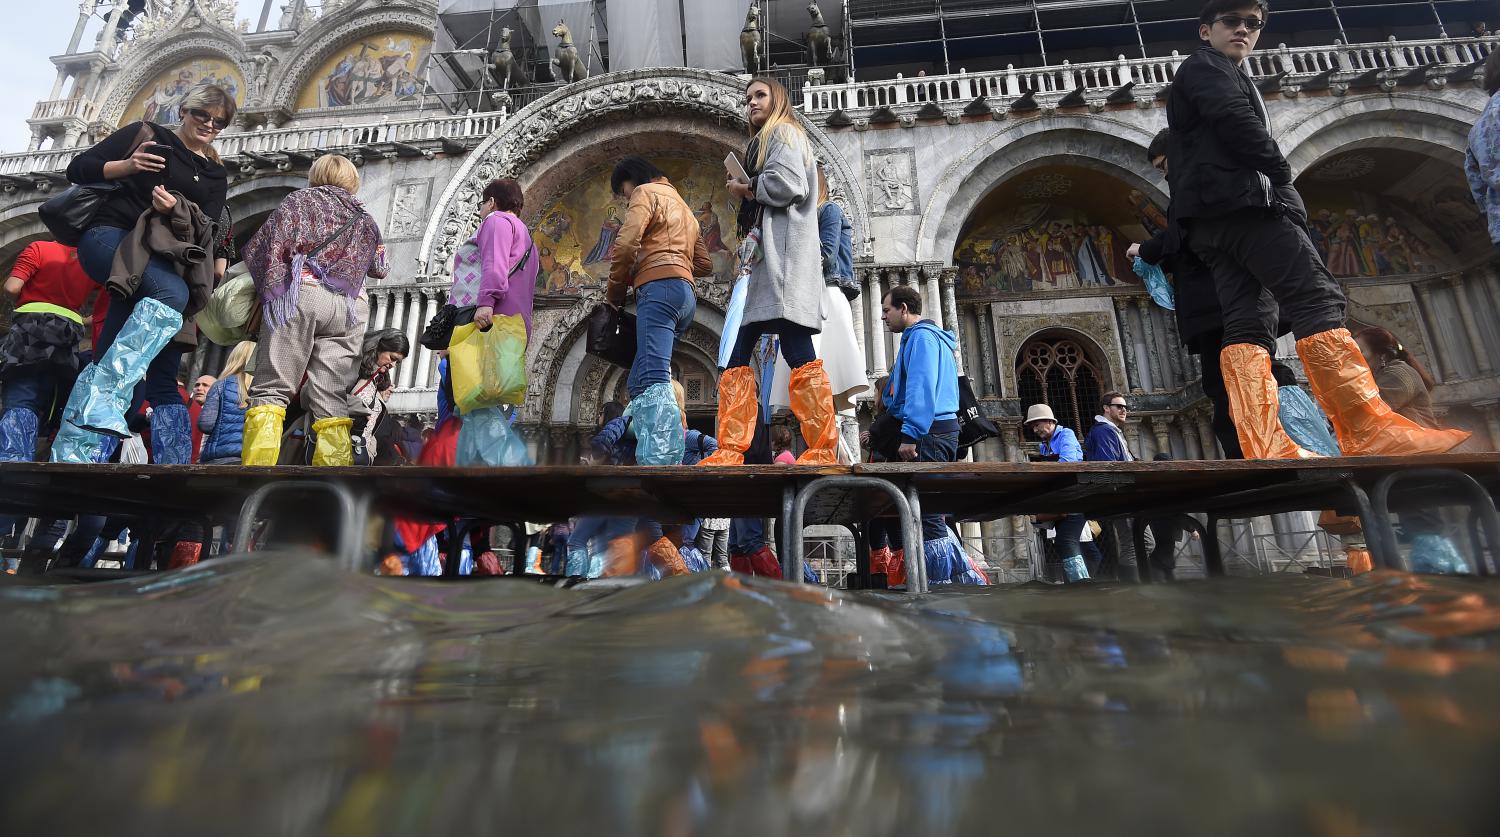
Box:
[747,77,809,170]
[219,340,257,409]
[178,85,236,163]
[671,379,687,428]
[817,164,828,205]
[309,154,360,193]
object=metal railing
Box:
[801,35,1498,113]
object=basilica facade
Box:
[2,0,1497,569]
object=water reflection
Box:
[3,559,1500,834]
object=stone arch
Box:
[222,175,306,252]
[420,68,869,281]
[993,311,1129,401]
[1276,93,1484,176]
[98,34,247,126]
[916,116,1168,265]
[265,2,435,114]
[1014,327,1112,435]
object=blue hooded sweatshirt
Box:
[884,319,959,442]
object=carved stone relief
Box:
[386,178,432,242]
[865,147,918,216]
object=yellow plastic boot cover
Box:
[241,404,286,466]
[311,417,354,467]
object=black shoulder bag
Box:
[39,123,155,246]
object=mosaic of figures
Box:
[953,203,1149,296]
[296,33,431,110]
[530,158,741,297]
[1305,207,1438,278]
[124,58,244,127]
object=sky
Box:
[0,1,269,155]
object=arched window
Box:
[1016,336,1105,437]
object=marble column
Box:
[1114,297,1142,393]
[941,267,962,373]
[864,268,887,377]
[1123,419,1144,459]
[1447,276,1493,376]
[849,267,867,378]
[414,291,435,388]
[1150,415,1172,456]
[1194,408,1218,460]
[66,1,92,54]
[48,69,69,101]
[1134,298,1166,391]
[400,293,423,389]
[389,290,408,346]
[96,0,128,51]
[1415,282,1455,381]
[1478,400,1500,451]
[923,265,943,330]
[977,303,998,396]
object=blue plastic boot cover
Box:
[50,419,121,464]
[69,298,183,438]
[625,382,685,466]
[150,403,193,465]
[0,408,39,462]
[455,405,531,467]
[1063,555,1091,583]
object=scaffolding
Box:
[844,0,1487,79]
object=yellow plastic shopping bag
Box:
[449,315,528,414]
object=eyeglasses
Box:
[1214,14,1265,31]
[187,108,230,130]
[1108,402,1129,410]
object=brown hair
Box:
[1355,326,1437,391]
[482,178,524,213]
[1100,390,1126,410]
[770,424,793,452]
[1485,48,1500,96]
[883,284,923,315]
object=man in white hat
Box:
[1024,404,1090,582]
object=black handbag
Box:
[38,123,155,246]
[955,375,999,450]
[867,411,902,461]
[586,303,637,369]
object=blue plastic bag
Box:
[456,405,531,467]
[680,543,711,573]
[718,276,748,369]
[1408,533,1470,575]
[623,382,684,466]
[1278,385,1340,457]
[1132,256,1175,311]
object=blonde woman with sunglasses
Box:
[52,84,234,464]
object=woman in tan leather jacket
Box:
[606,155,712,467]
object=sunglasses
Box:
[1108,403,1130,410]
[1214,14,1265,31]
[187,108,230,130]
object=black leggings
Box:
[725,318,816,370]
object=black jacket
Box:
[66,121,228,234]
[1166,47,1290,221]
[1139,220,1222,353]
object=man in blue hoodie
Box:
[880,285,960,551]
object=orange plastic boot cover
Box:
[699,366,758,466]
[1219,343,1321,460]
[788,359,840,466]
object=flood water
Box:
[3,556,1499,836]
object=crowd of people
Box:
[2,1,1499,581]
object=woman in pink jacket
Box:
[447,178,539,465]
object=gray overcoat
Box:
[742,126,824,332]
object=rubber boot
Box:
[1296,328,1470,456]
[699,366,757,466]
[625,382,686,465]
[241,404,286,466]
[646,535,690,577]
[1219,344,1321,460]
[1062,554,1091,583]
[150,403,193,465]
[50,419,120,464]
[65,297,182,438]
[0,408,39,462]
[887,548,907,588]
[788,359,839,465]
[310,417,354,467]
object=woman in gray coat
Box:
[701,77,838,466]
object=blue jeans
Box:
[626,279,696,398]
[1053,513,1086,560]
[76,225,188,413]
[729,517,766,554]
[917,424,959,541]
[1,373,58,421]
[726,318,816,370]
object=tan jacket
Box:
[607,179,713,305]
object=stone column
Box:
[400,293,422,389]
[26,126,48,152]
[922,265,943,330]
[1194,407,1218,460]
[389,290,407,345]
[1477,400,1500,451]
[96,0,128,50]
[1150,415,1172,457]
[849,267,866,378]
[1114,297,1142,394]
[1134,298,1166,391]
[66,1,92,53]
[1447,276,1492,376]
[864,268,887,377]
[1123,418,1144,459]
[941,267,962,373]
[414,291,435,388]
[48,69,69,101]
[1415,282,1455,381]
[977,303,998,396]
[1150,300,1185,388]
